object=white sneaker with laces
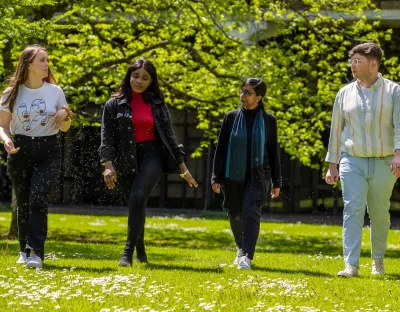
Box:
[233,249,244,265]
[237,255,251,270]
[26,253,43,269]
[16,252,27,264]
[372,259,385,275]
[337,264,359,277]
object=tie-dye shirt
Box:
[326,75,400,163]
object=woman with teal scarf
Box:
[211,78,281,270]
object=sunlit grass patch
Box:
[0,212,400,311]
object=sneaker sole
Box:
[237,266,251,270]
[26,262,42,269]
[337,272,359,277]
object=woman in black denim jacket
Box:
[99,58,198,266]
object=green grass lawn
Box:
[0,212,400,311]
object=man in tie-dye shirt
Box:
[325,42,400,277]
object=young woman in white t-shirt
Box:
[0,44,74,269]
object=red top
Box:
[130,92,157,142]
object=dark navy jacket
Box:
[211,108,282,209]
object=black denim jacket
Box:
[98,93,184,175]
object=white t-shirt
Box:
[360,85,372,116]
[0,82,67,136]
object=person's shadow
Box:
[251,265,332,277]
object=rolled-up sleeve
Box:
[393,85,400,151]
[325,92,344,164]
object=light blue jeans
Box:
[339,152,397,267]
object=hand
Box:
[390,155,400,178]
[50,109,68,129]
[3,139,20,154]
[181,171,198,188]
[271,188,280,198]
[103,164,117,189]
[212,183,221,193]
[325,165,339,185]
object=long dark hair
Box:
[1,44,56,113]
[241,78,266,110]
[113,58,164,103]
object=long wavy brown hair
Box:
[1,44,56,113]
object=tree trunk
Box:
[8,187,17,239]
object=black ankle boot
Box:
[136,251,148,263]
[118,254,132,267]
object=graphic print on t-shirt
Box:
[16,99,51,131]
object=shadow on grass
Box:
[3,227,400,260]
[382,273,400,281]
[251,265,333,277]
[145,263,223,273]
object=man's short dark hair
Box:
[349,42,382,64]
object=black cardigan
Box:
[211,108,281,188]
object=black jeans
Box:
[117,140,163,260]
[228,181,265,260]
[7,134,61,260]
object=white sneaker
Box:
[372,259,385,275]
[237,255,251,270]
[337,264,359,277]
[26,253,43,269]
[233,249,244,265]
[16,252,27,264]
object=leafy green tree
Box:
[1,0,399,170]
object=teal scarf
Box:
[225,109,265,182]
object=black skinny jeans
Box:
[7,134,61,260]
[117,140,163,260]
[228,181,265,260]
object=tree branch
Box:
[72,40,170,86]
[185,45,240,80]
[185,2,219,46]
[73,12,125,50]
[201,2,243,45]
[160,77,236,103]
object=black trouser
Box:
[117,140,163,260]
[7,134,61,260]
[228,181,264,260]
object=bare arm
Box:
[0,111,19,154]
[0,111,12,142]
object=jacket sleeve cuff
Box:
[171,144,185,164]
[272,179,281,188]
[211,174,222,185]
[325,152,340,164]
